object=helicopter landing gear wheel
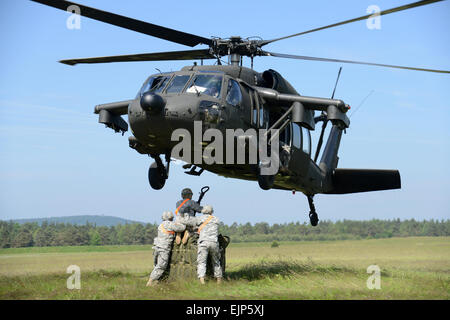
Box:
[307,195,319,226]
[148,154,170,190]
[148,162,166,190]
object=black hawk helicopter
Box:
[32,0,449,226]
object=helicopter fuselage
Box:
[126,64,325,194]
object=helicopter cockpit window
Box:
[139,75,171,96]
[186,74,222,98]
[166,75,191,94]
[226,79,243,106]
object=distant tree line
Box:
[0,221,157,248]
[0,219,449,248]
[219,219,450,242]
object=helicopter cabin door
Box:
[223,78,244,126]
[287,123,311,177]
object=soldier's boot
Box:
[146,279,158,287]
[182,231,190,245]
[175,233,182,245]
[199,277,205,285]
[216,277,222,284]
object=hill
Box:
[6,215,143,227]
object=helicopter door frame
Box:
[250,88,257,127]
[248,87,268,130]
[288,122,311,177]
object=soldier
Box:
[146,211,186,287]
[175,188,203,217]
[175,188,203,244]
[194,205,223,284]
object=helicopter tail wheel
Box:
[307,195,319,226]
[309,211,319,227]
[148,161,166,190]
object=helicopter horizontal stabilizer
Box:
[325,168,401,194]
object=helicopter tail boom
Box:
[324,168,401,194]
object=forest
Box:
[0,219,449,248]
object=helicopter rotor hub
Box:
[209,37,263,61]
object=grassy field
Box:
[0,237,448,299]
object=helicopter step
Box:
[183,164,204,176]
[306,195,319,227]
[148,154,170,190]
[257,161,275,190]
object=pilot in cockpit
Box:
[206,80,221,98]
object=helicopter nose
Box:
[140,92,165,115]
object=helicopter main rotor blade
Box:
[260,0,444,46]
[261,51,450,74]
[59,49,215,66]
[31,0,212,47]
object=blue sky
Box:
[0,0,449,224]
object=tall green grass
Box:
[0,237,448,299]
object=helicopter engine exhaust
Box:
[261,69,299,95]
[140,92,165,114]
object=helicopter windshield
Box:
[138,75,171,96]
[166,75,191,93]
[186,74,222,98]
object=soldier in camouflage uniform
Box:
[146,211,186,287]
[174,188,203,245]
[181,204,222,284]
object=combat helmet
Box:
[162,211,174,221]
[201,205,213,215]
[181,188,193,199]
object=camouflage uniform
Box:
[182,206,222,279]
[175,199,203,217]
[149,212,186,281]
[175,196,203,244]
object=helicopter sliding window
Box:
[292,123,302,149]
[246,87,257,126]
[259,105,268,129]
[166,75,191,94]
[226,79,243,106]
[302,127,311,155]
[186,74,222,98]
[279,123,291,146]
[249,88,268,129]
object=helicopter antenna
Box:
[155,68,162,74]
[313,66,343,163]
[331,66,343,99]
[349,90,374,118]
